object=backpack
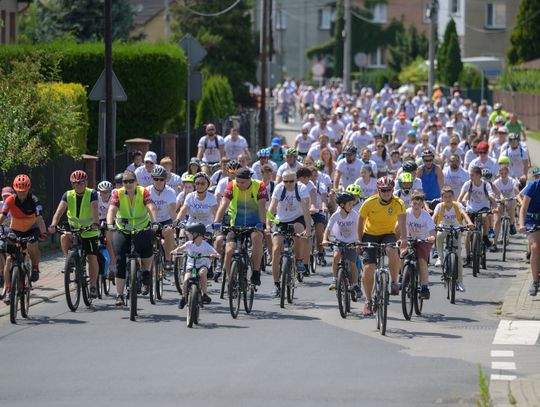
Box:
[204,136,219,150]
[468,180,489,197]
[279,183,301,202]
[437,202,464,225]
[502,145,523,159]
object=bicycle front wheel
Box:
[129,259,138,321]
[336,266,349,319]
[187,284,199,328]
[20,265,31,319]
[64,251,81,312]
[501,219,509,262]
[471,233,480,277]
[81,262,92,307]
[401,264,413,321]
[280,257,290,309]
[149,258,158,305]
[413,272,423,316]
[9,265,19,324]
[173,256,183,295]
[378,271,389,336]
[448,253,457,304]
[228,260,241,319]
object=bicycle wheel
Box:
[9,265,19,324]
[310,235,317,274]
[220,264,227,299]
[501,218,509,262]
[101,272,111,296]
[243,268,255,314]
[81,262,92,307]
[173,255,183,295]
[448,253,458,304]
[401,265,413,321]
[336,266,349,319]
[64,251,81,312]
[413,273,423,316]
[481,243,487,270]
[156,254,164,300]
[378,271,388,336]
[471,233,480,278]
[149,258,157,305]
[228,260,241,319]
[19,266,31,319]
[187,284,199,328]
[280,257,290,309]
[129,258,138,321]
[287,264,295,304]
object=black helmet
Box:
[193,172,210,186]
[151,165,168,178]
[315,160,325,171]
[343,144,358,155]
[336,191,356,205]
[114,173,123,184]
[186,222,206,237]
[227,160,241,172]
[402,160,418,173]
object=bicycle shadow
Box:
[205,305,321,322]
[453,298,501,307]
[385,327,462,340]
[414,312,479,323]
[123,313,182,323]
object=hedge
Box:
[497,67,540,94]
[352,68,399,91]
[195,75,235,128]
[0,41,187,151]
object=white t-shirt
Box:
[198,135,224,163]
[295,134,315,154]
[464,150,478,167]
[400,141,419,156]
[98,193,110,221]
[134,166,153,187]
[433,202,466,227]
[392,120,413,144]
[413,143,436,157]
[443,166,470,197]
[309,125,336,142]
[500,145,529,178]
[318,172,333,189]
[272,182,309,223]
[179,240,217,269]
[436,132,451,151]
[210,170,225,186]
[277,161,302,178]
[348,131,373,151]
[215,177,230,198]
[166,173,182,192]
[327,208,359,243]
[469,156,499,177]
[176,191,187,210]
[354,177,378,200]
[307,143,337,161]
[494,177,518,199]
[312,180,328,210]
[183,191,218,227]
[461,180,493,212]
[336,158,363,188]
[251,160,277,180]
[223,135,248,160]
[406,208,435,239]
[441,146,464,161]
[147,185,176,222]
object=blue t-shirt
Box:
[267,146,286,167]
[523,180,540,216]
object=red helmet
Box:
[376,176,395,189]
[70,170,88,183]
[13,174,31,192]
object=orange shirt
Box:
[1,194,42,232]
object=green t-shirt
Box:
[505,120,523,136]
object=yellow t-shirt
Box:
[359,195,406,235]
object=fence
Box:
[492,90,540,131]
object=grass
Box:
[528,130,540,142]
[477,365,492,407]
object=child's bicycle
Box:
[183,253,217,328]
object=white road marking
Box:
[492,320,540,345]
[491,361,516,370]
[490,374,517,381]
[490,350,514,357]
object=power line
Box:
[178,0,242,17]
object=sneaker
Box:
[178,296,186,309]
[488,228,496,239]
[464,256,472,268]
[435,259,442,267]
[390,282,400,295]
[432,248,439,259]
[419,287,430,300]
[115,295,125,306]
[483,235,492,248]
[213,270,222,282]
[509,224,517,235]
[352,284,363,301]
[3,291,10,305]
[89,287,98,299]
[30,269,40,282]
[296,262,306,274]
[489,244,498,253]
[362,301,373,316]
[164,261,173,271]
[528,282,540,296]
[328,281,336,291]
[318,253,327,267]
[250,270,261,286]
[271,286,280,297]
[202,293,212,304]
[141,271,150,295]
[457,282,466,292]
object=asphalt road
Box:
[0,236,530,407]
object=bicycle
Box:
[222,226,258,319]
[97,226,111,297]
[358,241,398,336]
[273,224,303,309]
[469,209,491,277]
[182,253,216,328]
[57,225,97,312]
[497,198,516,262]
[436,226,467,304]
[3,233,35,324]
[172,222,187,295]
[400,238,430,320]
[150,225,172,305]
[326,241,359,319]
[309,220,318,274]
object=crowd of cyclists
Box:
[1,79,540,325]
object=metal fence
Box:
[493,90,540,131]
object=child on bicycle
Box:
[432,186,474,292]
[171,222,218,309]
[322,192,362,299]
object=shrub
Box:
[398,57,428,88]
[497,67,540,94]
[195,75,235,128]
[352,68,399,91]
[458,64,486,89]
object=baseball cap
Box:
[438,107,446,114]
[476,141,489,152]
[144,151,157,164]
[445,121,454,128]
[308,113,316,120]
[498,126,509,134]
[359,122,367,129]
[335,107,344,114]
[271,137,282,147]
[236,167,253,179]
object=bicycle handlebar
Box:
[435,225,468,233]
[0,233,37,244]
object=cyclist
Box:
[518,177,540,295]
[267,137,287,168]
[323,192,362,298]
[49,170,100,298]
[357,176,407,316]
[417,149,443,213]
[214,167,267,286]
[224,127,250,161]
[106,170,159,306]
[176,174,194,213]
[0,175,46,289]
[134,151,158,187]
[276,148,302,183]
[493,165,521,247]
[443,154,470,198]
[311,166,330,266]
[210,157,231,187]
[500,133,529,188]
[404,192,436,300]
[172,222,218,308]
[297,166,319,276]
[176,173,218,233]
[295,127,315,157]
[113,173,124,190]
[267,170,311,296]
[197,123,225,173]
[126,150,143,172]
[335,144,362,190]
[469,141,498,177]
[354,164,378,201]
[433,186,474,292]
[252,149,277,180]
[346,183,363,213]
[215,160,240,200]
[480,168,501,251]
[394,172,423,207]
[159,156,182,191]
[0,187,13,296]
[147,165,177,269]
[96,180,116,279]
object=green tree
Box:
[442,31,463,85]
[388,22,429,72]
[507,0,540,65]
[170,0,257,103]
[437,18,457,83]
[18,0,137,43]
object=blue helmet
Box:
[257,148,270,158]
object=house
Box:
[0,0,26,44]
[130,0,169,42]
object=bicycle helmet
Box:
[285,147,298,157]
[420,149,434,159]
[193,172,211,186]
[398,172,413,184]
[315,160,325,171]
[257,149,270,158]
[114,173,124,185]
[185,222,207,238]
[97,181,113,192]
[227,160,241,173]
[407,129,417,137]
[508,132,519,141]
[70,170,88,183]
[346,184,363,197]
[343,144,358,155]
[181,173,194,183]
[376,176,395,189]
[481,168,493,180]
[532,167,540,176]
[336,191,356,205]
[151,165,168,179]
[13,174,31,192]
[402,160,418,173]
[498,156,511,165]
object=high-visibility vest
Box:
[115,186,150,232]
[67,188,98,238]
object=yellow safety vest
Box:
[115,186,150,232]
[67,188,98,238]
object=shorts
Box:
[278,216,306,230]
[299,152,308,157]
[335,247,357,263]
[225,228,262,244]
[159,219,173,227]
[6,228,40,255]
[467,207,490,222]
[311,212,327,225]
[361,233,397,265]
[81,236,100,256]
[413,241,432,262]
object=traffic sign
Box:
[311,62,325,78]
[354,53,368,68]
[179,34,207,66]
[88,69,127,101]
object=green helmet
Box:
[181,174,195,183]
[399,172,413,184]
[498,156,511,165]
[285,147,298,157]
[346,183,363,197]
[315,160,325,170]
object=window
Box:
[371,3,387,23]
[368,48,386,68]
[486,3,506,29]
[319,7,332,30]
[450,0,460,15]
[423,2,431,24]
[275,9,286,30]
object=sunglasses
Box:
[450,143,457,145]
[379,188,392,193]
[153,178,165,182]
[423,159,433,163]
[123,179,135,184]
[377,145,384,148]
[478,151,488,155]
[71,180,86,186]
[283,180,295,184]
[195,181,208,186]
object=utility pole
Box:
[104,0,114,180]
[428,0,438,98]
[259,0,268,147]
[343,0,352,94]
